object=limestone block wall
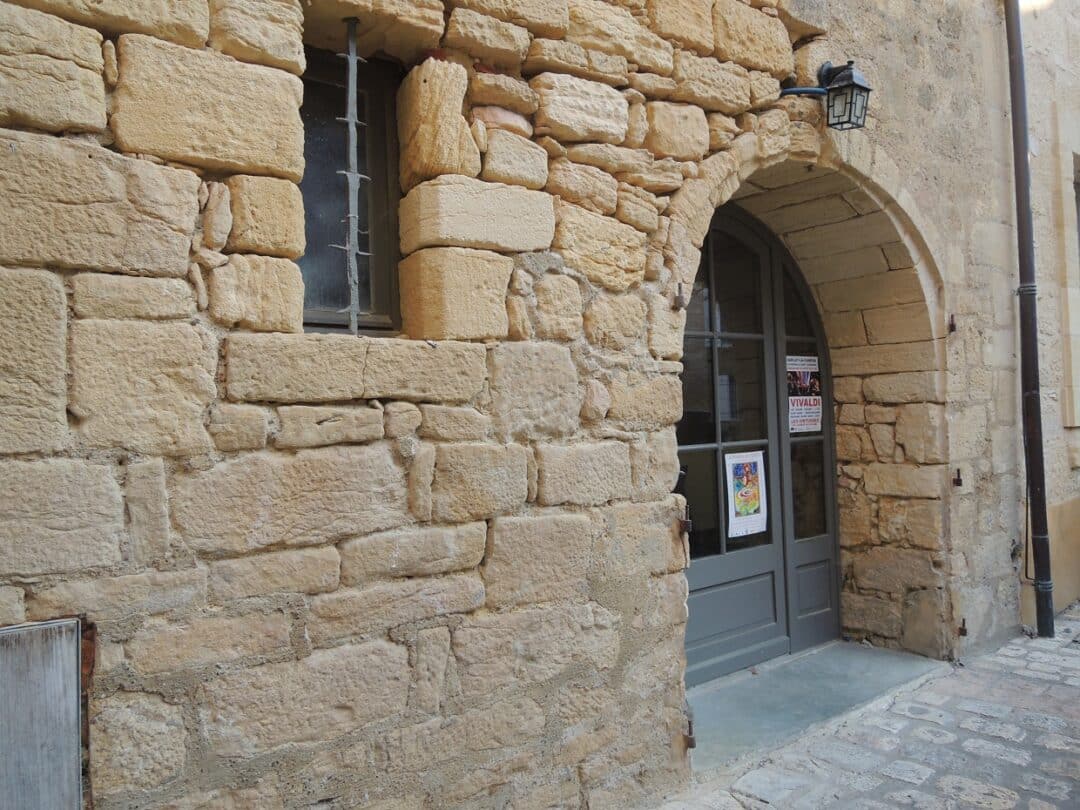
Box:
[0,0,977,807]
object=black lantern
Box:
[819,61,872,131]
[779,60,872,132]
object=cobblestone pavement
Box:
[661,604,1080,809]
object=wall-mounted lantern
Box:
[780,61,872,131]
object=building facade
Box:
[0,0,1077,807]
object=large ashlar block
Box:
[482,129,549,189]
[226,174,305,259]
[0,459,123,576]
[469,71,539,114]
[444,7,529,67]
[566,0,674,76]
[398,59,481,192]
[483,514,594,606]
[71,274,195,320]
[863,463,948,499]
[852,547,942,594]
[895,404,947,464]
[832,340,939,377]
[863,371,945,404]
[400,247,513,340]
[125,612,293,674]
[816,268,924,313]
[226,333,368,402]
[0,129,199,277]
[198,641,409,755]
[670,51,750,115]
[90,692,186,796]
[713,0,794,79]
[304,0,443,64]
[430,443,530,521]
[644,102,709,161]
[365,338,488,402]
[5,0,209,47]
[594,497,686,579]
[629,428,679,501]
[646,0,714,55]
[0,269,66,453]
[399,175,556,255]
[340,523,487,584]
[208,0,305,74]
[209,547,340,600]
[842,593,902,638]
[546,157,618,214]
[584,294,646,350]
[489,342,580,440]
[0,3,106,133]
[878,498,945,550]
[208,254,304,332]
[531,72,629,144]
[276,405,384,448]
[607,373,683,430]
[112,34,304,180]
[450,0,569,38]
[554,201,647,292]
[524,37,629,86]
[29,569,207,622]
[863,302,934,344]
[536,442,632,506]
[70,320,215,455]
[172,445,408,555]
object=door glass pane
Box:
[679,337,716,445]
[300,76,349,318]
[676,450,720,559]
[791,440,827,538]
[685,248,711,332]
[724,450,772,551]
[712,233,762,334]
[716,339,766,442]
[783,271,814,338]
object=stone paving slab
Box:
[660,604,1080,809]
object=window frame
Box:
[300,46,402,334]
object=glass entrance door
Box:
[680,207,839,687]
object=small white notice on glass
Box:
[725,450,767,538]
[787,355,822,433]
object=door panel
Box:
[683,206,840,685]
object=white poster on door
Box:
[725,450,767,538]
[787,355,822,433]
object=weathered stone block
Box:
[384,401,423,438]
[0,3,106,133]
[536,442,632,506]
[277,405,384,448]
[531,71,629,144]
[6,0,209,47]
[647,0,714,55]
[0,268,66,453]
[584,294,647,349]
[400,175,555,254]
[607,373,683,430]
[831,340,939,377]
[209,254,303,332]
[419,405,491,441]
[816,267,924,313]
[534,273,584,340]
[431,443,529,521]
[554,202,647,291]
[483,514,594,606]
[208,0,305,74]
[895,404,948,464]
[842,592,902,638]
[524,37,629,86]
[713,0,794,79]
[72,274,195,320]
[469,71,539,114]
[172,446,408,554]
[645,102,709,161]
[397,59,481,192]
[226,333,368,402]
[28,569,205,621]
[91,693,185,796]
[671,51,750,114]
[340,523,487,584]
[198,642,409,755]
[70,320,214,455]
[853,547,942,594]
[630,428,679,501]
[546,157,619,214]
[0,460,122,575]
[901,589,950,657]
[127,611,293,674]
[0,586,24,625]
[399,247,513,340]
[365,338,488,402]
[208,546,340,600]
[0,129,199,277]
[301,0,443,64]
[878,498,945,550]
[566,0,674,75]
[226,174,305,259]
[863,463,948,499]
[411,625,451,713]
[489,342,580,440]
[209,403,268,451]
[453,603,619,695]
[482,129,549,189]
[593,498,687,580]
[444,7,530,67]
[616,184,661,234]
[863,372,945,404]
[126,458,170,563]
[113,34,304,180]
[309,575,485,644]
[450,0,569,37]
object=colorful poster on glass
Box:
[724,450,767,538]
[787,355,822,433]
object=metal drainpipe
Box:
[1003,0,1054,637]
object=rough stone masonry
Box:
[0,0,973,807]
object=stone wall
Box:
[2,0,1075,807]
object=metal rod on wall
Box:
[1003,0,1054,637]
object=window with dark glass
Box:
[300,47,401,332]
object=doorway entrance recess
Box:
[679,206,840,687]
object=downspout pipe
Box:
[1003,0,1054,637]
